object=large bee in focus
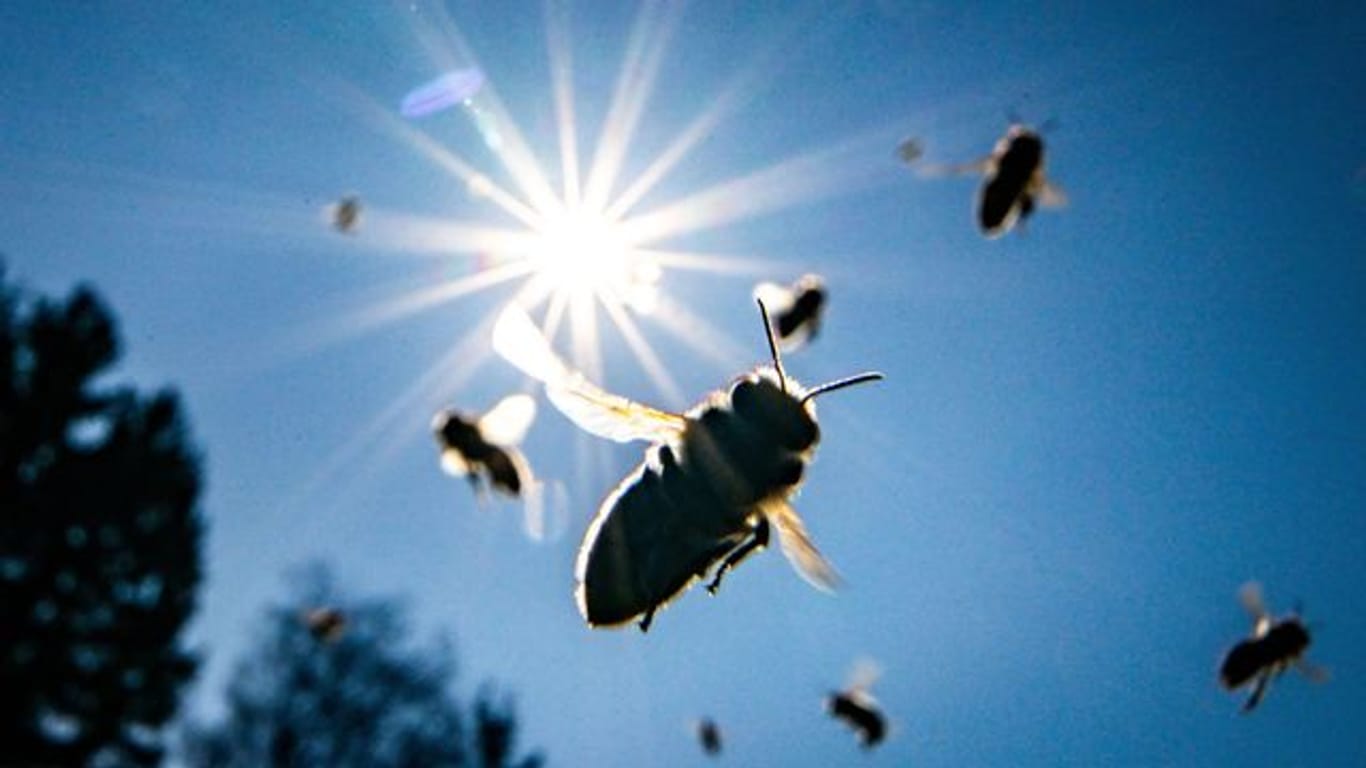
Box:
[1219,582,1326,712]
[492,301,882,631]
[826,660,887,749]
[752,274,827,352]
[925,123,1065,238]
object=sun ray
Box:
[313,73,545,229]
[260,260,536,374]
[281,309,501,518]
[404,1,565,217]
[599,296,686,407]
[603,1,834,222]
[545,0,582,207]
[648,294,752,373]
[569,292,604,384]
[581,0,684,212]
[636,248,780,275]
[361,211,542,256]
[617,129,897,244]
[541,287,572,348]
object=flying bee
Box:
[825,660,887,749]
[302,607,347,643]
[431,394,537,498]
[1219,581,1327,712]
[923,123,1065,238]
[492,300,882,632]
[433,396,551,539]
[695,717,722,756]
[752,274,827,352]
[896,136,924,166]
[329,194,362,233]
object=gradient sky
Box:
[3,1,1365,765]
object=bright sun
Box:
[529,206,661,314]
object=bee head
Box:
[431,409,479,448]
[753,297,883,410]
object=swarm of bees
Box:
[364,107,1330,760]
[1219,582,1326,712]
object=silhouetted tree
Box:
[183,565,543,768]
[0,266,205,766]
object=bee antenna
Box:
[801,372,884,405]
[756,297,788,394]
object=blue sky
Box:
[3,1,1364,765]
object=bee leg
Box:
[638,607,656,633]
[706,518,771,595]
[1242,672,1271,713]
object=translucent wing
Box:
[1037,178,1068,208]
[493,304,686,444]
[439,448,471,477]
[916,155,993,180]
[1239,581,1268,621]
[477,394,537,447]
[492,303,573,386]
[846,657,884,694]
[763,500,840,592]
[752,281,796,316]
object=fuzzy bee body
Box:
[695,718,722,756]
[753,274,827,352]
[826,689,887,749]
[493,301,880,631]
[1219,582,1324,712]
[978,127,1047,235]
[331,194,362,233]
[576,370,822,628]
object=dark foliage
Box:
[0,266,205,766]
[183,565,542,768]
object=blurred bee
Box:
[432,394,536,499]
[1219,581,1327,712]
[752,274,827,352]
[330,194,362,233]
[695,717,722,756]
[302,607,347,643]
[895,136,924,166]
[923,123,1065,238]
[492,301,882,632]
[826,660,887,749]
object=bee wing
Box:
[846,657,883,694]
[1238,581,1269,623]
[763,500,841,592]
[1295,659,1331,684]
[547,379,686,444]
[494,303,685,444]
[1037,178,1068,208]
[493,303,574,386]
[915,155,993,180]
[477,394,537,447]
[439,448,471,477]
[752,281,796,315]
